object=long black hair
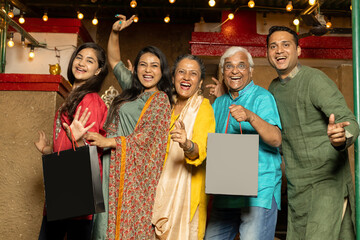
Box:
[106,46,173,127]
[60,42,108,122]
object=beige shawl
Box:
[152,92,204,240]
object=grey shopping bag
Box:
[206,133,259,196]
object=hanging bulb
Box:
[130,0,137,8]
[164,15,170,23]
[92,16,98,25]
[42,12,48,22]
[21,35,25,48]
[248,0,255,8]
[19,14,25,24]
[228,13,234,20]
[8,8,14,18]
[169,0,176,3]
[77,11,84,20]
[326,21,332,29]
[308,0,316,6]
[208,0,216,7]
[133,15,139,23]
[350,5,352,11]
[286,1,293,12]
[293,17,300,26]
[29,46,35,59]
[7,33,14,48]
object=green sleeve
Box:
[113,61,133,90]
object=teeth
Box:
[180,82,191,87]
[143,75,153,79]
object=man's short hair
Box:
[266,26,299,47]
[219,46,254,74]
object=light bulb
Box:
[286,1,293,12]
[19,15,25,24]
[208,0,216,7]
[228,13,234,20]
[309,0,316,6]
[8,10,14,18]
[133,16,139,23]
[92,17,98,25]
[29,47,35,59]
[248,0,255,8]
[326,21,332,28]
[169,0,176,3]
[7,33,14,48]
[130,0,137,8]
[164,15,170,23]
[43,13,48,22]
[350,5,352,11]
[77,11,84,20]
[293,18,300,26]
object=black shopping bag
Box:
[42,145,105,221]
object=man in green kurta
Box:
[266,26,359,240]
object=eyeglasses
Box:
[224,63,248,72]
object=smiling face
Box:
[174,58,203,101]
[267,31,301,79]
[223,51,253,99]
[137,52,162,92]
[72,48,101,83]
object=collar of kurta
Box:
[228,80,255,101]
[280,64,302,84]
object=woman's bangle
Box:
[184,140,195,153]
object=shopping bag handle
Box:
[57,127,80,156]
[225,110,242,134]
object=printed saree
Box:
[106,91,171,240]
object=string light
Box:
[309,0,316,6]
[7,33,14,48]
[208,0,216,7]
[326,17,332,28]
[29,46,35,59]
[133,15,139,23]
[293,17,300,26]
[169,0,176,3]
[19,14,25,24]
[248,0,255,8]
[164,14,170,23]
[21,35,25,48]
[286,1,293,12]
[77,11,84,20]
[92,16,98,25]
[228,13,234,20]
[42,12,48,22]
[130,0,137,8]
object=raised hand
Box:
[205,77,226,97]
[63,106,96,142]
[126,59,134,73]
[34,130,51,154]
[327,113,350,147]
[112,14,135,32]
[170,120,190,149]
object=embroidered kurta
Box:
[268,65,359,240]
[53,92,108,220]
